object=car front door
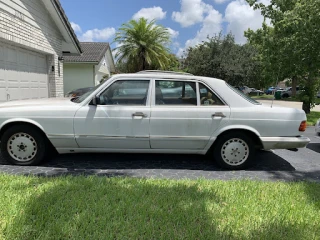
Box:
[74,79,151,149]
[150,79,230,150]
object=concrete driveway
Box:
[0,127,319,182]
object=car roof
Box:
[112,73,226,84]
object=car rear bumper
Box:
[260,136,310,150]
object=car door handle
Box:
[132,112,148,118]
[212,112,226,118]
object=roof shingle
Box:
[64,42,110,63]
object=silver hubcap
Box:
[221,138,249,166]
[7,133,37,162]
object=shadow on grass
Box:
[3,178,227,239]
[2,177,318,239]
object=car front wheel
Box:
[213,132,255,170]
[1,125,47,166]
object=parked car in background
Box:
[317,91,320,98]
[250,88,264,95]
[281,87,301,98]
[0,71,310,170]
[266,87,284,95]
[316,119,320,136]
[241,86,252,94]
[65,87,94,98]
[265,87,275,95]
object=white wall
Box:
[0,0,64,97]
[64,63,94,94]
[94,55,110,85]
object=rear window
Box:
[226,83,261,105]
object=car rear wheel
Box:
[213,132,255,170]
[282,93,289,98]
[1,125,48,166]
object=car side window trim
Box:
[151,78,228,107]
[153,79,198,107]
[197,80,228,106]
[95,79,152,107]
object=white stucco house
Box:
[0,0,82,102]
[63,42,115,94]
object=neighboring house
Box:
[63,42,115,94]
[0,0,82,102]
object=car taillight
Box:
[299,121,307,132]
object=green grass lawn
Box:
[0,175,319,240]
[307,111,320,126]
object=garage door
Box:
[0,42,49,102]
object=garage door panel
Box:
[0,45,4,63]
[0,42,49,102]
[18,51,28,66]
[0,79,6,102]
[7,47,17,63]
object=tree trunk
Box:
[292,76,297,97]
[302,102,311,114]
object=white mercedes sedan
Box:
[0,71,310,169]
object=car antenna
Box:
[271,91,275,108]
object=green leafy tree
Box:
[184,33,262,88]
[113,18,171,72]
[246,0,320,113]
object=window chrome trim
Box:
[95,79,152,107]
[151,78,229,107]
[197,80,229,106]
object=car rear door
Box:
[149,79,230,150]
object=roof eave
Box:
[64,61,99,64]
[42,0,83,54]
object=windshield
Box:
[226,83,261,105]
[71,80,106,103]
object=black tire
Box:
[282,93,289,98]
[212,131,256,170]
[1,125,48,166]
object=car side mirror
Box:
[91,95,100,105]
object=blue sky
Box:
[60,0,268,56]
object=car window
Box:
[199,83,224,106]
[155,80,197,105]
[99,80,150,106]
[226,83,261,105]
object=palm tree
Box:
[114,18,171,72]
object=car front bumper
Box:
[260,136,310,150]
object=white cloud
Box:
[225,0,269,44]
[172,0,211,27]
[214,0,231,3]
[167,28,179,39]
[79,27,116,42]
[133,7,166,21]
[176,3,222,57]
[71,22,82,33]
